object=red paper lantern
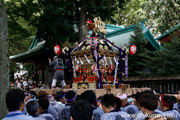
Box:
[86,20,92,24]
[54,45,61,55]
[130,45,137,55]
[86,20,93,29]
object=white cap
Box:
[54,56,58,59]
[159,96,161,101]
[117,93,127,99]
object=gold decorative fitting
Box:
[99,45,103,49]
[62,47,69,54]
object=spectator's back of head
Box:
[26,100,39,115]
[28,91,36,100]
[96,96,103,107]
[170,96,177,104]
[38,99,49,111]
[97,96,103,102]
[6,89,25,111]
[115,97,121,110]
[55,91,65,102]
[29,91,36,97]
[142,90,154,95]
[101,94,115,113]
[81,90,96,105]
[160,95,174,110]
[139,93,157,111]
[65,90,76,104]
[36,90,48,99]
[135,92,142,102]
[70,100,93,120]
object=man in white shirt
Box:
[17,81,22,89]
[2,89,35,120]
[23,79,29,91]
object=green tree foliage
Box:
[6,0,126,52]
[115,0,145,25]
[142,0,180,36]
[5,0,37,81]
[37,0,125,46]
[5,0,37,55]
[86,0,125,23]
[36,0,78,49]
[141,32,180,76]
[128,25,148,76]
[115,0,180,36]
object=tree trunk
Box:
[0,0,9,119]
[79,0,88,41]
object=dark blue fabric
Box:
[30,113,39,117]
[42,110,48,114]
[5,113,24,118]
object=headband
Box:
[29,93,36,100]
[66,95,76,102]
[60,93,65,100]
[117,93,127,99]
[47,95,53,101]
[96,100,101,103]
[161,94,170,107]
[128,98,133,102]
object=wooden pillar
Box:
[155,81,157,92]
[178,80,180,92]
[167,81,170,94]
[160,81,162,93]
[136,82,139,88]
[145,81,148,88]
[149,81,151,90]
[132,81,135,88]
[152,81,155,91]
[147,81,150,88]
[163,80,166,94]
[42,68,45,83]
[171,80,174,93]
[175,80,179,93]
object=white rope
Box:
[74,56,79,64]
[103,55,108,65]
[84,54,90,63]
[94,49,98,63]
[113,56,119,84]
[79,56,83,65]
[109,57,112,65]
[99,54,105,66]
[97,71,99,78]
[71,58,76,77]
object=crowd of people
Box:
[11,74,52,91]
[2,87,180,120]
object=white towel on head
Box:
[117,93,127,99]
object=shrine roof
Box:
[10,35,47,62]
[106,22,160,50]
[156,23,180,40]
